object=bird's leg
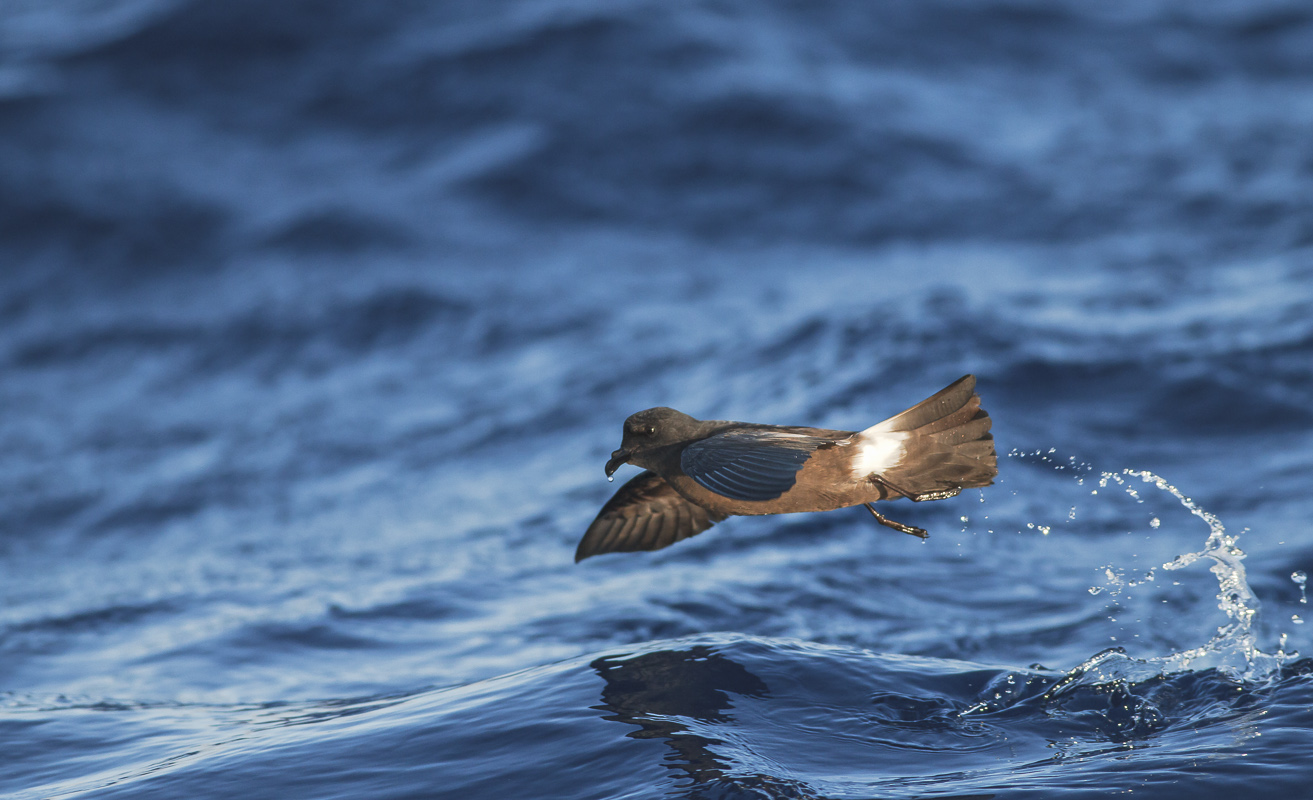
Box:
[910,488,962,501]
[873,476,961,503]
[864,503,929,539]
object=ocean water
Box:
[2,1,1313,798]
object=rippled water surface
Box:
[3,1,1313,798]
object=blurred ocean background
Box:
[2,1,1313,797]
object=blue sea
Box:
[2,1,1313,797]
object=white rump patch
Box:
[849,421,908,478]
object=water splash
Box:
[960,645,1172,718]
[1008,453,1274,674]
[966,464,1289,720]
[1053,466,1282,678]
[1123,469,1281,679]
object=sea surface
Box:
[3,1,1313,798]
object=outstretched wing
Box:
[576,471,727,561]
[680,428,832,502]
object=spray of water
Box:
[1121,469,1281,679]
[964,461,1291,717]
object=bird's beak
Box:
[605,448,631,478]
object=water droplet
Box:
[607,475,614,482]
[1294,615,1305,625]
[1293,571,1308,604]
[1150,517,1161,529]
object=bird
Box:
[575,375,996,562]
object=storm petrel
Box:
[576,375,996,561]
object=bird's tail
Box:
[856,374,996,499]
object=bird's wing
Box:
[680,428,832,502]
[576,471,727,561]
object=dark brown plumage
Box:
[576,375,997,561]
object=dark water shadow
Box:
[591,645,769,785]
[592,645,841,798]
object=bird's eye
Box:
[644,426,656,436]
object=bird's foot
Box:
[864,503,929,539]
[911,488,961,502]
[872,476,960,503]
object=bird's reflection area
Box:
[589,646,787,792]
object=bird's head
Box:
[606,407,701,477]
